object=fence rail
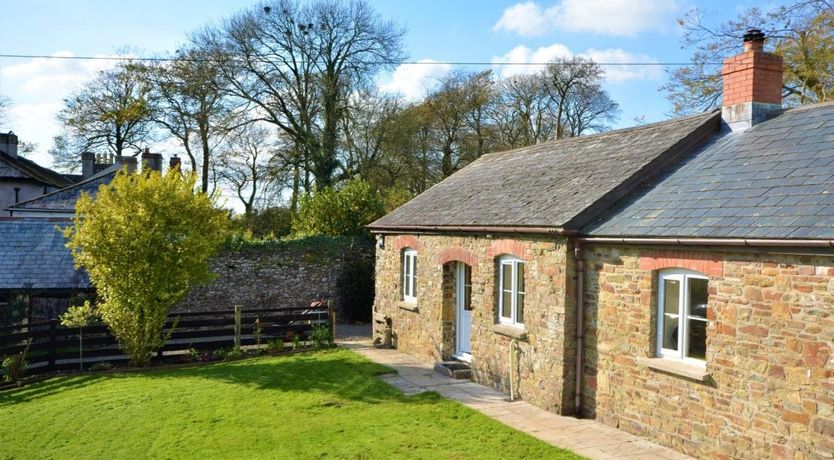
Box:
[0,304,335,375]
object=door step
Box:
[434,361,472,380]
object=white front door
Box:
[454,262,472,361]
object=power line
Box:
[0,53,715,67]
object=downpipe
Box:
[574,244,585,418]
[508,338,519,402]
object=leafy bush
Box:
[292,179,384,238]
[223,347,245,361]
[64,170,230,367]
[2,340,30,384]
[266,339,284,354]
[311,324,334,350]
[60,301,98,371]
[231,207,293,239]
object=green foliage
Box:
[337,255,375,322]
[266,339,284,354]
[2,340,30,384]
[382,186,413,213]
[291,334,302,350]
[59,301,97,329]
[292,179,385,238]
[223,347,245,361]
[232,207,294,240]
[188,347,200,362]
[310,324,334,350]
[64,170,230,367]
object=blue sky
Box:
[0,0,787,171]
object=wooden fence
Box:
[0,304,335,374]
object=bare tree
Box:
[491,74,556,149]
[0,95,10,128]
[50,62,155,171]
[217,123,275,216]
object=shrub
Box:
[223,347,245,361]
[64,170,230,367]
[2,340,30,384]
[266,339,284,354]
[311,324,334,350]
[292,179,384,238]
[60,301,98,371]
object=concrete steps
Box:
[434,360,472,379]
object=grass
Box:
[0,349,581,460]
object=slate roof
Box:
[8,164,118,213]
[0,219,89,290]
[370,111,720,230]
[585,102,834,239]
[0,151,74,188]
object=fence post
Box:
[234,305,242,349]
[48,319,57,371]
[327,300,336,344]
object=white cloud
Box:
[492,44,661,83]
[6,102,63,165]
[493,0,677,37]
[2,51,115,96]
[379,59,452,100]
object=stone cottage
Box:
[369,31,833,459]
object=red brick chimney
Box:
[721,29,783,130]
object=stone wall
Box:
[176,239,374,319]
[373,233,577,414]
[582,244,834,459]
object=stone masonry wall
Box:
[582,245,834,459]
[176,239,373,319]
[373,233,577,413]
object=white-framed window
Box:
[498,257,525,326]
[657,269,709,365]
[402,249,417,302]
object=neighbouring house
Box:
[0,149,172,321]
[0,132,77,213]
[369,30,833,459]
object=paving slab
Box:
[342,341,695,460]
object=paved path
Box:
[341,340,694,460]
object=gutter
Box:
[576,236,834,248]
[369,225,573,236]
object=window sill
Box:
[493,324,527,340]
[397,301,419,313]
[638,357,709,382]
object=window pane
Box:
[688,277,708,320]
[516,292,524,323]
[687,318,707,360]
[412,256,417,297]
[464,285,472,311]
[662,278,680,351]
[402,254,409,297]
[502,263,512,291]
[516,262,525,293]
[501,290,512,318]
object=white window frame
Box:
[656,269,708,366]
[497,256,525,326]
[402,249,417,302]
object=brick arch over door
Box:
[638,249,724,277]
[438,247,479,268]
[393,235,422,251]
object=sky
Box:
[0,0,788,175]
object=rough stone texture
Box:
[582,245,834,459]
[372,233,577,414]
[176,241,373,318]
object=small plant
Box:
[89,362,113,372]
[188,347,200,362]
[311,324,334,350]
[253,318,262,346]
[60,301,98,371]
[224,347,245,361]
[2,340,31,385]
[266,339,283,354]
[291,334,301,351]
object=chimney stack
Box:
[169,155,182,171]
[0,132,19,158]
[115,155,137,174]
[721,29,783,131]
[81,152,95,178]
[141,147,163,172]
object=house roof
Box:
[370,110,721,231]
[8,164,119,213]
[0,151,74,188]
[585,102,834,239]
[0,218,89,290]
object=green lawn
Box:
[0,349,581,459]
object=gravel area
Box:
[336,323,372,343]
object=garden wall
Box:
[175,237,375,321]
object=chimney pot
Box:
[169,155,182,171]
[115,155,137,174]
[81,151,95,178]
